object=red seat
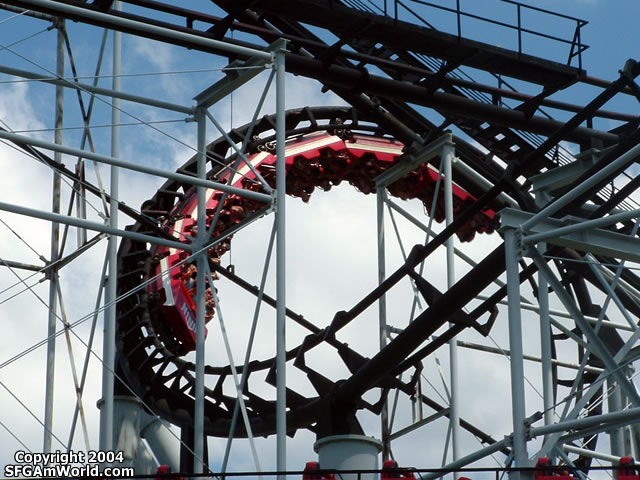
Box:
[381,459,416,479]
[154,464,184,480]
[534,457,573,480]
[303,461,335,480]
[617,457,639,480]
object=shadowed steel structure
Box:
[1,0,640,478]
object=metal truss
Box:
[1,1,640,479]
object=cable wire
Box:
[0,38,263,184]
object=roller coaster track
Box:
[115,106,506,443]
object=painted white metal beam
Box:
[500,208,640,263]
[375,133,453,188]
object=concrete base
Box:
[314,434,382,480]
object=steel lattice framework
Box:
[1,0,640,478]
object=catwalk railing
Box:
[342,0,588,68]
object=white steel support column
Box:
[376,187,390,459]
[504,228,528,478]
[442,135,460,473]
[193,105,207,474]
[275,44,287,479]
[43,19,64,455]
[534,195,554,441]
[608,381,625,457]
[100,7,121,453]
[538,248,554,431]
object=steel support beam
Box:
[443,136,461,472]
[0,64,193,114]
[376,186,390,460]
[221,223,276,473]
[375,133,452,188]
[0,130,271,203]
[530,148,603,194]
[0,259,44,272]
[275,43,287,479]
[43,20,64,455]
[335,241,507,412]
[519,137,640,232]
[193,106,207,474]
[529,249,640,407]
[99,10,121,455]
[14,0,271,60]
[419,437,512,480]
[443,337,603,374]
[524,209,640,246]
[282,56,617,145]
[608,381,625,457]
[0,2,55,20]
[531,406,640,438]
[478,295,634,333]
[389,408,450,442]
[562,444,621,463]
[0,201,190,252]
[535,212,555,441]
[193,40,283,109]
[453,156,518,207]
[505,228,529,478]
[557,418,636,446]
[500,208,640,263]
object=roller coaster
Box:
[2,0,640,478]
[117,107,500,439]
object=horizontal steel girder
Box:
[217,0,585,88]
[500,208,640,263]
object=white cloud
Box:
[130,37,176,74]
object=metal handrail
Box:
[337,0,640,213]
[356,0,589,68]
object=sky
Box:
[0,0,640,478]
